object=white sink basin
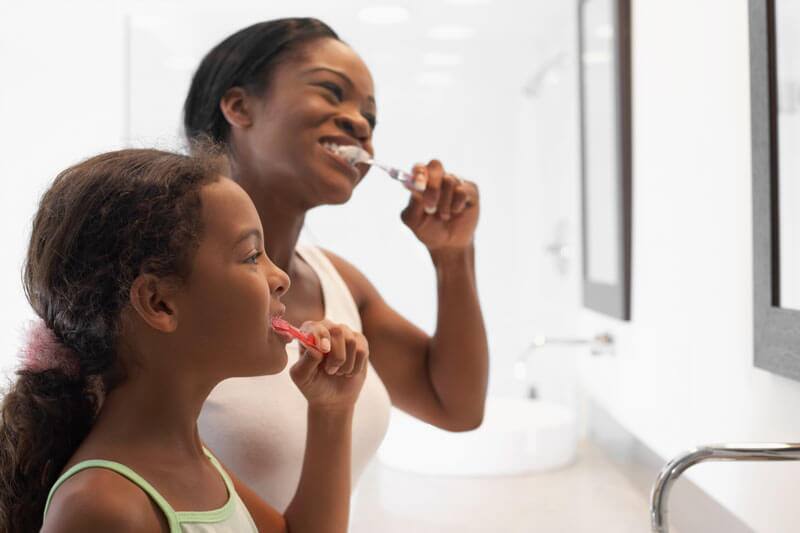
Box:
[377,397,577,477]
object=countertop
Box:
[350,440,673,533]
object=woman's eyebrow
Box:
[303,67,376,106]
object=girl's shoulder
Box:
[42,465,167,532]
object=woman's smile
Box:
[319,141,362,181]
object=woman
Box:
[0,148,369,532]
[184,17,489,510]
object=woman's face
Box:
[176,177,292,377]
[234,38,377,206]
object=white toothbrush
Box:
[327,144,427,192]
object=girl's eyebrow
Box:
[234,228,262,246]
[302,66,376,106]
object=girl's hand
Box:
[401,159,480,252]
[289,319,369,411]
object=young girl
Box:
[0,148,367,532]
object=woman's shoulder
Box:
[318,247,381,309]
[42,466,167,532]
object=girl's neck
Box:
[88,370,211,462]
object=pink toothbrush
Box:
[271,316,319,351]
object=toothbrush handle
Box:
[372,162,426,192]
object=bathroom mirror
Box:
[577,0,632,320]
[751,0,800,380]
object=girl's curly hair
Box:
[0,147,224,532]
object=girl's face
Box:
[176,177,291,377]
[234,38,377,206]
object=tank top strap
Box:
[43,458,181,532]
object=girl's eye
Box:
[245,251,263,265]
[320,82,344,102]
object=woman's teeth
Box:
[321,142,363,168]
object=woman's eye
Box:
[245,252,263,265]
[320,82,344,102]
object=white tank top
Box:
[198,244,392,512]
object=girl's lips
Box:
[273,328,294,344]
[270,311,291,344]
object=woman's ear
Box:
[128,274,180,333]
[220,86,254,131]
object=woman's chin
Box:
[313,165,359,203]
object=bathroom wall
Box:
[0,0,127,374]
[0,0,539,394]
[515,1,800,531]
[514,0,800,533]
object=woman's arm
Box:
[322,159,489,432]
[325,248,488,432]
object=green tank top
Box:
[42,448,258,532]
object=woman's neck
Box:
[231,159,310,276]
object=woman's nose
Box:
[269,268,291,298]
[334,112,371,143]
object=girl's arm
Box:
[283,406,354,532]
[41,469,167,533]
[284,320,368,533]
[224,406,355,533]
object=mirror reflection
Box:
[777,0,800,309]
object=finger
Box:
[289,348,324,384]
[463,180,479,208]
[346,345,369,377]
[422,160,444,215]
[437,173,457,221]
[400,194,426,227]
[325,325,347,375]
[408,165,428,192]
[452,183,469,215]
[300,321,332,353]
[337,335,358,375]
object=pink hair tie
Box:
[18,320,81,379]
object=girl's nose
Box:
[269,267,291,298]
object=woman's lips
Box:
[319,143,361,180]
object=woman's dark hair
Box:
[183,17,340,144]
[0,148,224,532]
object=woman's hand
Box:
[400,159,480,253]
[289,319,369,411]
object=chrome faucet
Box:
[650,442,800,532]
[521,332,614,356]
[514,332,614,398]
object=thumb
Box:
[290,348,324,385]
[401,194,426,228]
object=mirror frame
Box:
[751,0,800,380]
[577,0,632,321]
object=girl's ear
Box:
[128,274,180,333]
[220,87,254,131]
